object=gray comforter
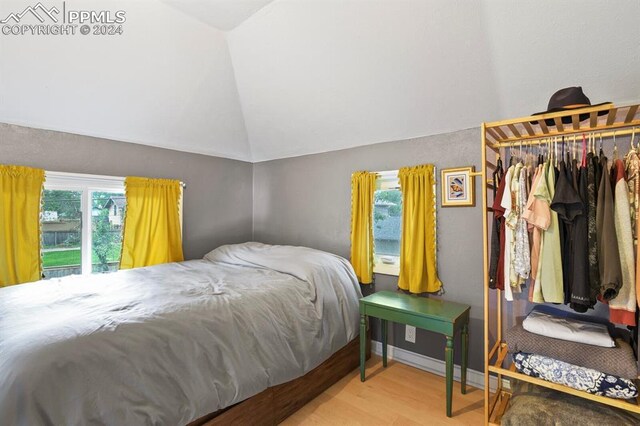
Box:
[0,242,362,425]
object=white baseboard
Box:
[371,340,499,391]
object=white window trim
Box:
[373,260,400,276]
[43,171,184,276]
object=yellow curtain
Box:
[0,165,45,287]
[398,164,442,294]
[120,177,184,269]
[350,171,377,284]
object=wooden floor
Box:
[281,355,484,425]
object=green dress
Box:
[534,160,564,303]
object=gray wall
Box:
[0,123,253,260]
[253,128,485,371]
[2,123,484,371]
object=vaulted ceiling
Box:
[1,0,639,162]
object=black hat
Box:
[531,87,611,125]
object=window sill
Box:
[373,262,399,277]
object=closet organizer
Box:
[481,103,640,424]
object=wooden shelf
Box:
[484,103,640,145]
[488,344,640,417]
[488,390,510,425]
[481,102,640,425]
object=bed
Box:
[0,242,364,425]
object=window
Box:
[373,170,402,276]
[42,172,126,279]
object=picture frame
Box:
[440,166,475,207]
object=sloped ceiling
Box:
[160,0,274,31]
[1,0,639,162]
[0,0,251,160]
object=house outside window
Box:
[104,196,126,228]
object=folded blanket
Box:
[501,381,640,426]
[513,352,638,400]
[523,309,615,347]
[505,324,637,380]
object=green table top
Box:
[360,291,470,322]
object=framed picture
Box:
[440,166,475,207]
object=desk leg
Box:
[461,323,468,394]
[445,336,453,418]
[381,319,388,368]
[360,314,366,382]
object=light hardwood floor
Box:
[281,355,484,425]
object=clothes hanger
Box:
[613,131,619,161]
[536,140,541,165]
[493,153,504,186]
[519,141,523,164]
[599,134,604,157]
[509,142,515,166]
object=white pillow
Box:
[522,310,615,348]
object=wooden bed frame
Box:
[188,333,371,426]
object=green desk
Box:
[359,291,470,418]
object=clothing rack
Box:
[481,103,640,424]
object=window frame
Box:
[44,172,126,276]
[43,171,184,277]
[373,170,401,277]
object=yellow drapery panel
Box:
[120,177,184,269]
[0,165,45,287]
[350,171,377,284]
[398,164,442,294]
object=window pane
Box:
[373,189,402,258]
[91,192,125,273]
[42,190,82,279]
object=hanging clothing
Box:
[397,164,442,294]
[0,165,45,287]
[514,166,530,282]
[625,150,640,240]
[523,164,547,303]
[492,171,508,291]
[501,166,515,301]
[624,149,640,307]
[551,160,582,305]
[534,161,564,303]
[507,163,524,292]
[596,155,621,301]
[489,164,505,289]
[120,177,184,270]
[610,160,636,326]
[570,165,591,312]
[586,152,600,303]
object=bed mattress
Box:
[0,243,362,425]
